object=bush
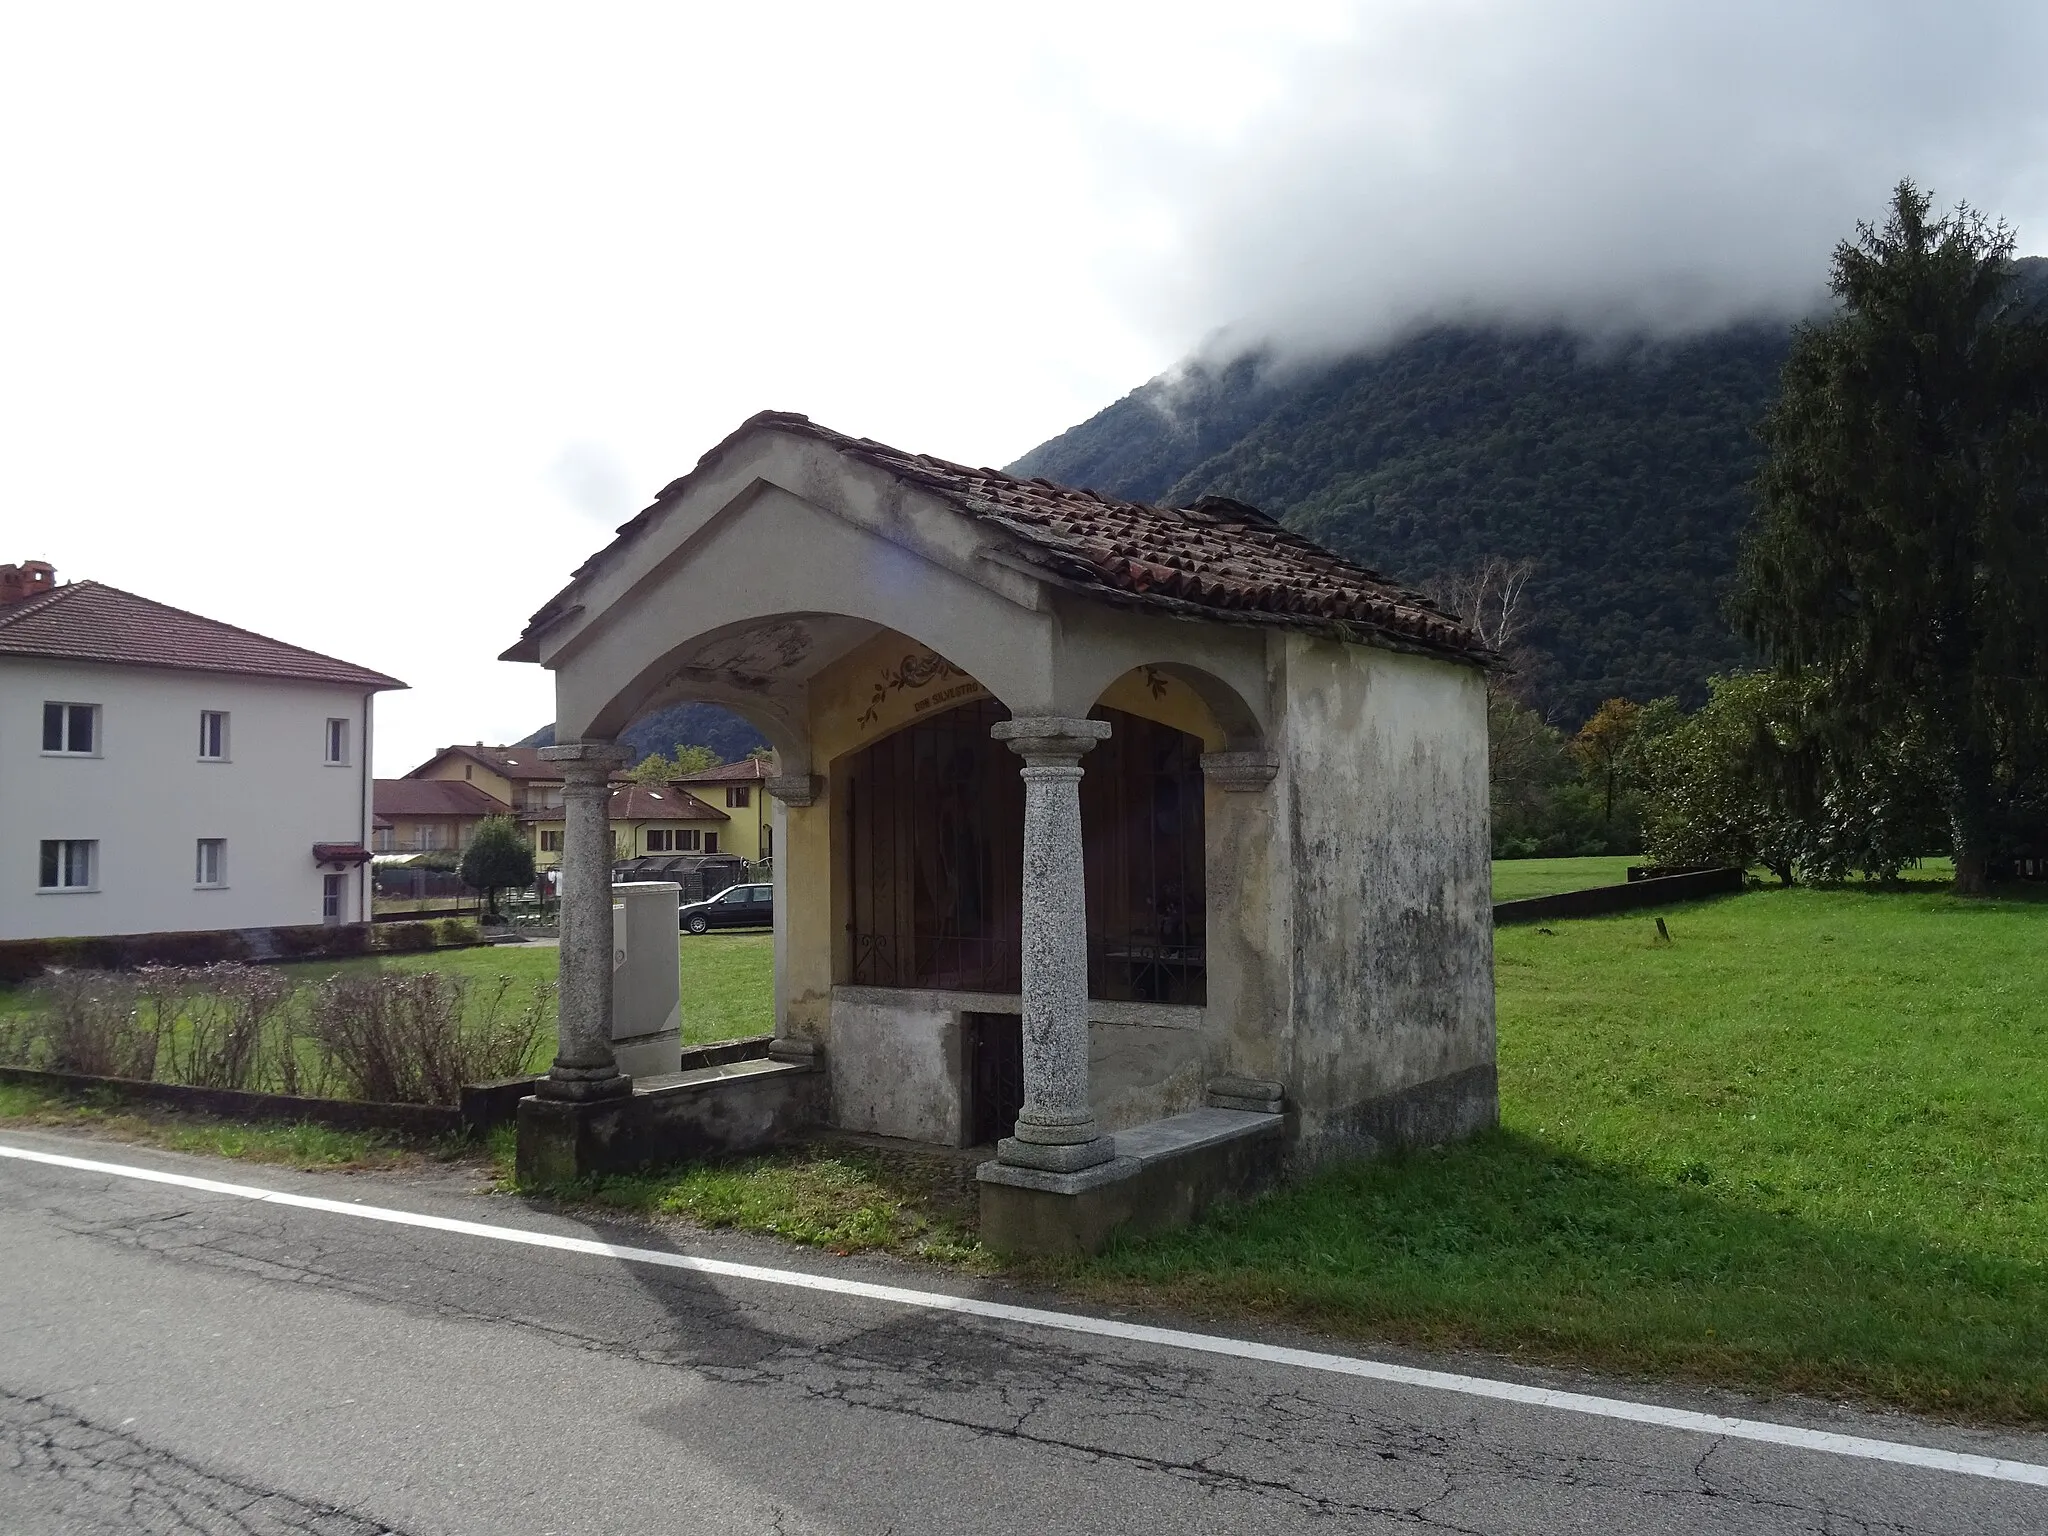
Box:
[305,971,551,1105]
[28,971,158,1079]
[377,922,437,954]
[139,964,300,1093]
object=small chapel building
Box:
[506,412,1497,1248]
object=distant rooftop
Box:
[0,572,405,691]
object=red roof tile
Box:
[405,744,632,783]
[0,581,405,689]
[519,784,728,822]
[507,412,1491,666]
[373,779,514,819]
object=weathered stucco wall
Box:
[1277,636,1496,1162]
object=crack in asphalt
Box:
[0,1387,411,1536]
[3,1168,2027,1534]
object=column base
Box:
[535,1064,633,1103]
[996,1133,1117,1173]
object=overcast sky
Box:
[6,2,2045,774]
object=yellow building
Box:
[671,757,775,863]
[524,782,728,868]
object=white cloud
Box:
[2,2,2042,772]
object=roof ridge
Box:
[68,580,401,679]
[0,579,88,630]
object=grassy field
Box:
[1489,854,1636,901]
[1080,882,2048,1421]
[0,935,772,1078]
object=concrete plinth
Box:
[515,1053,828,1184]
[977,1106,1285,1256]
[515,1094,629,1186]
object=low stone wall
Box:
[515,1056,827,1183]
[1491,866,1745,926]
[0,1063,464,1138]
[978,1107,1287,1257]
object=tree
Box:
[1734,181,2048,892]
[1570,698,1643,825]
[626,744,722,784]
[1425,555,1536,679]
[458,816,536,918]
[1638,672,1944,884]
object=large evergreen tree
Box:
[1734,182,2048,892]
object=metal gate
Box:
[964,1012,1024,1147]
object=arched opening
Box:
[837,697,1207,1004]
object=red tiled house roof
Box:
[0,581,405,689]
[507,412,1492,666]
[520,784,728,822]
[373,779,513,818]
[407,744,631,782]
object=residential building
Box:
[0,561,403,940]
[404,743,614,818]
[371,778,512,854]
[671,756,774,862]
[523,783,728,868]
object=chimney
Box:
[0,561,55,606]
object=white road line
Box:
[6,1141,2045,1490]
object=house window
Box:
[41,702,98,755]
[199,711,229,760]
[539,830,562,853]
[726,786,751,809]
[373,828,395,852]
[647,829,673,852]
[324,718,350,764]
[762,825,773,859]
[195,838,227,887]
[37,839,96,891]
[704,832,719,854]
[322,873,345,922]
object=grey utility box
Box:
[611,881,682,1078]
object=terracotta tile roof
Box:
[673,758,774,783]
[407,743,637,784]
[0,581,405,689]
[507,411,1491,666]
[519,784,728,822]
[373,779,513,819]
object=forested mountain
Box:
[519,701,767,762]
[1011,325,1788,725]
[1015,258,2048,728]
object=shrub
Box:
[305,971,551,1105]
[377,922,437,954]
[31,971,158,1079]
[139,963,300,1093]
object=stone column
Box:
[991,715,1114,1172]
[536,741,632,1101]
[763,773,822,1065]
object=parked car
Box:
[679,881,773,933]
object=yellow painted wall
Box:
[414,750,522,808]
[679,783,768,862]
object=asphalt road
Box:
[2,1126,2043,1535]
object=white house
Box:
[0,561,405,941]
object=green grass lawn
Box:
[1080,883,2048,1421]
[1489,854,1636,901]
